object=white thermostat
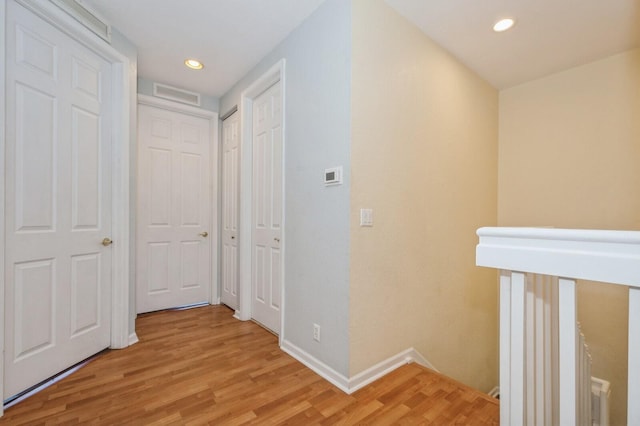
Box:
[324,166,343,186]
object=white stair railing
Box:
[476,227,640,426]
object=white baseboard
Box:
[280,340,436,395]
[280,340,350,393]
[348,347,438,393]
[128,332,139,346]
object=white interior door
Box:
[136,104,211,313]
[251,81,283,334]
[4,1,113,397]
[221,112,240,310]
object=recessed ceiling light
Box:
[184,59,204,70]
[493,18,515,32]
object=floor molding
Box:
[128,332,139,346]
[280,340,350,393]
[281,340,437,395]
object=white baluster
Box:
[510,271,527,426]
[500,271,512,425]
[533,274,546,426]
[558,278,577,425]
[628,286,640,425]
[550,276,559,426]
[526,273,535,425]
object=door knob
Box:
[274,237,280,243]
[231,235,236,239]
[101,238,113,246]
[199,231,209,237]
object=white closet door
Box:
[4,1,113,397]
[251,81,283,334]
[136,104,211,313]
[221,112,240,310]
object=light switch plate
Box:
[360,208,373,226]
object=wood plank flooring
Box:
[0,305,498,425]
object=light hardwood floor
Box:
[0,305,498,425]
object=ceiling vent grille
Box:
[50,0,111,42]
[153,83,202,107]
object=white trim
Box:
[1,0,131,408]
[0,0,6,415]
[281,339,437,395]
[136,94,220,306]
[238,59,286,343]
[109,58,131,349]
[476,227,640,286]
[128,332,139,346]
[281,339,350,393]
[348,348,438,393]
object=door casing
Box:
[0,0,131,415]
[238,59,286,343]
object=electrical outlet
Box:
[313,324,321,342]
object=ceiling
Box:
[80,0,326,98]
[385,0,640,89]
[81,0,640,97]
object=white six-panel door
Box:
[4,0,113,397]
[136,104,212,313]
[251,82,283,334]
[221,112,239,310]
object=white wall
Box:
[220,0,352,376]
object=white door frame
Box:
[1,0,131,413]
[137,94,220,305]
[238,59,286,343]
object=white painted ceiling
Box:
[81,0,326,97]
[385,0,640,89]
[81,0,640,96]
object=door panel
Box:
[13,259,55,360]
[180,153,202,225]
[70,254,101,336]
[71,107,101,229]
[15,83,56,231]
[221,112,240,309]
[5,1,113,397]
[251,82,283,334]
[137,105,211,313]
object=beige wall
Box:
[350,0,499,392]
[499,48,640,425]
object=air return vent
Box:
[153,83,202,107]
[50,0,111,42]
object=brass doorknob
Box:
[199,231,208,237]
[102,238,113,246]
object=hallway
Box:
[0,305,498,424]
